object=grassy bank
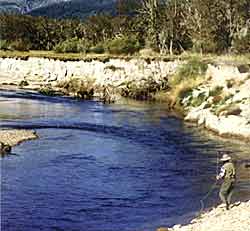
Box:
[1,50,250,111]
[1,50,250,63]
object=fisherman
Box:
[216,153,236,210]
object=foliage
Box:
[54,38,89,53]
[39,86,59,96]
[104,36,141,55]
[170,58,208,86]
[19,80,29,87]
[232,31,250,54]
[58,78,95,99]
[209,86,223,97]
[0,0,250,55]
[168,77,204,108]
[0,40,8,50]
[9,39,31,51]
[90,44,105,54]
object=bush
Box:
[54,38,90,53]
[209,86,223,96]
[232,32,250,54]
[0,40,9,50]
[58,78,95,99]
[168,77,204,108]
[9,39,31,51]
[19,80,29,87]
[90,44,105,54]
[38,86,60,96]
[170,58,208,86]
[104,36,141,55]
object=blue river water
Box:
[1,89,250,231]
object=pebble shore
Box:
[158,200,250,231]
[0,129,38,147]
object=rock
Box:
[156,227,170,231]
[223,106,242,116]
[0,142,12,155]
[206,64,248,87]
[0,129,38,147]
[183,61,250,141]
[232,79,250,102]
[167,201,250,231]
[0,57,183,101]
[173,224,181,230]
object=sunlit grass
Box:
[1,50,249,63]
[0,113,20,120]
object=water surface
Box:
[1,89,249,231]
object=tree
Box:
[159,0,191,55]
[139,0,161,50]
[84,14,114,45]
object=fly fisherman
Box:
[216,153,236,210]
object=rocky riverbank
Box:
[183,63,250,140]
[157,200,250,231]
[0,129,38,155]
[0,56,250,140]
[0,57,181,101]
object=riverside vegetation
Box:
[0,0,250,55]
[0,53,250,140]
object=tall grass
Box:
[166,58,208,110]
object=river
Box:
[1,89,249,231]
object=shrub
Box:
[104,36,141,55]
[209,86,223,96]
[90,44,105,54]
[19,80,29,87]
[39,86,58,96]
[169,77,204,108]
[0,40,8,50]
[192,39,217,54]
[9,39,31,51]
[58,78,95,99]
[171,58,208,86]
[54,38,90,53]
[232,32,250,54]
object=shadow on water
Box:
[0,88,77,104]
[1,89,250,231]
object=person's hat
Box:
[220,154,231,161]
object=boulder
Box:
[0,142,12,155]
[156,228,170,231]
[206,64,249,88]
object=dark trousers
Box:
[219,179,234,207]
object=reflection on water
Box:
[1,89,250,231]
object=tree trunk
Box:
[170,39,173,55]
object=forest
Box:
[0,0,250,55]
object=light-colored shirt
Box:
[218,166,226,179]
[218,162,235,180]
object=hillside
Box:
[0,0,117,18]
[28,0,116,18]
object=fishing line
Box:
[198,151,220,216]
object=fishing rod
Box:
[198,151,220,215]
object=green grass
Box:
[1,50,250,64]
[170,57,208,86]
[0,113,20,120]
